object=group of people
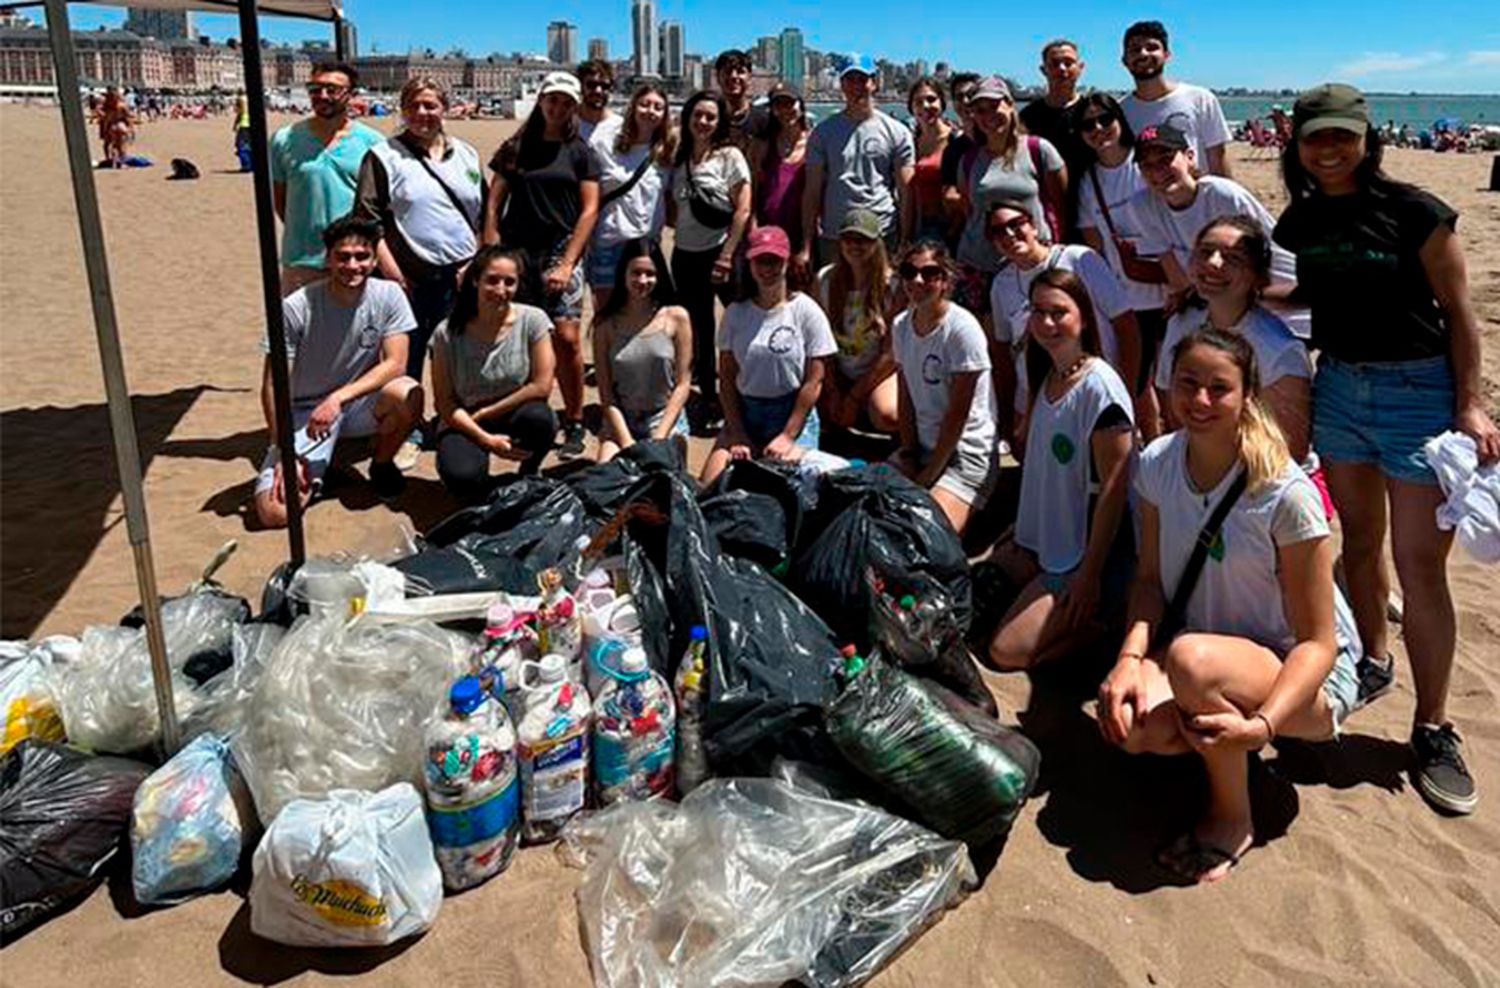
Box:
[254,19,1497,881]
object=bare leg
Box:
[1323,460,1390,658]
[930,486,973,535]
[987,573,1057,671]
[372,378,421,462]
[865,374,901,434]
[553,316,586,422]
[1387,478,1455,725]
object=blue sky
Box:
[60,1,1500,92]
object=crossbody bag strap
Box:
[1088,166,1118,240]
[397,134,478,234]
[1152,469,1249,650]
[600,152,653,210]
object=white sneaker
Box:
[394,438,421,472]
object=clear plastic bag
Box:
[131,733,252,905]
[50,591,250,754]
[865,567,995,716]
[0,636,76,752]
[249,782,442,947]
[231,615,471,824]
[179,623,285,742]
[560,776,976,988]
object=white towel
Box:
[1424,430,1500,564]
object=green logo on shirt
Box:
[1050,433,1075,464]
[467,168,481,184]
[1208,531,1226,562]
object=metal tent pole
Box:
[333,13,345,60]
[43,0,179,754]
[237,0,306,567]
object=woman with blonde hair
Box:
[587,82,677,312]
[1098,328,1361,883]
[815,208,901,433]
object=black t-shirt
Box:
[1274,183,1456,363]
[939,131,975,189]
[726,104,771,154]
[1019,99,1088,179]
[492,136,600,250]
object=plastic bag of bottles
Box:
[827,652,1040,848]
[0,637,75,753]
[131,733,252,905]
[866,567,996,716]
[178,623,285,742]
[231,616,470,824]
[0,740,151,937]
[561,776,976,988]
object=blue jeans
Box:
[1313,355,1453,484]
[739,392,820,450]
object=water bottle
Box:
[472,601,537,722]
[422,676,520,891]
[516,654,591,844]
[534,569,581,662]
[593,646,676,806]
[674,625,710,796]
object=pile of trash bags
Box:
[0,455,1043,984]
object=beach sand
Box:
[1,107,1497,985]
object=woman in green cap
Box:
[815,208,902,435]
[1274,82,1500,818]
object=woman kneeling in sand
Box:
[1097,329,1360,883]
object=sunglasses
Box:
[306,83,348,96]
[1190,245,1253,269]
[986,216,1030,239]
[899,263,947,282]
[1079,111,1118,133]
[583,78,612,91]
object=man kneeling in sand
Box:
[254,215,422,528]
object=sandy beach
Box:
[1,106,1497,985]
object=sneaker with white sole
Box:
[1411,723,1478,815]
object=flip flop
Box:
[1156,832,1246,884]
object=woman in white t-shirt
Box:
[815,208,902,435]
[702,225,836,485]
[986,270,1137,671]
[1157,216,1315,475]
[587,83,676,312]
[1098,328,1360,884]
[889,241,1000,535]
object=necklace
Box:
[1052,352,1090,382]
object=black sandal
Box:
[1156,832,1246,884]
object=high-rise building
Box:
[588,37,608,63]
[122,8,192,40]
[546,20,578,66]
[658,20,684,79]
[631,0,658,78]
[336,19,357,60]
[754,35,778,71]
[778,27,803,85]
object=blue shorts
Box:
[1322,644,1360,733]
[587,240,626,289]
[739,392,821,450]
[1313,355,1453,485]
[621,405,689,441]
[255,395,380,495]
[518,245,585,321]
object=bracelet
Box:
[1254,712,1276,744]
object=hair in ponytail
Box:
[1169,327,1290,491]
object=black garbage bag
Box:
[867,567,996,716]
[570,438,682,521]
[0,740,151,938]
[699,489,790,573]
[827,653,1040,849]
[391,532,548,596]
[700,460,811,566]
[612,471,842,775]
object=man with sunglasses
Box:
[1118,20,1232,179]
[575,59,618,142]
[272,62,385,296]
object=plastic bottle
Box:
[674,625,710,797]
[516,654,591,843]
[593,646,676,806]
[840,644,867,681]
[422,676,521,891]
[471,601,537,721]
[534,569,582,662]
[582,595,643,696]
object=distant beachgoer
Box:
[799,56,915,273]
[939,72,982,249]
[575,59,619,142]
[714,49,768,152]
[1118,20,1233,179]
[587,82,676,313]
[702,226,834,485]
[816,208,901,434]
[1099,328,1362,884]
[751,82,811,281]
[233,92,251,172]
[592,239,693,462]
[889,241,999,534]
[253,215,422,528]
[98,87,135,167]
[1274,83,1500,815]
[430,246,558,500]
[904,76,954,244]
[1019,38,1092,234]
[669,90,752,429]
[954,75,1067,322]
[270,62,384,296]
[1073,92,1168,433]
[985,269,1136,672]
[985,199,1139,435]
[484,71,599,459]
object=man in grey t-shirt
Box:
[798,56,916,275]
[254,215,422,528]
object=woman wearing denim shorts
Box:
[1274,84,1500,816]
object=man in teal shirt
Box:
[272,61,384,295]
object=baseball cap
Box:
[839,55,878,80]
[539,71,581,103]
[768,81,801,104]
[746,226,792,260]
[969,75,1012,103]
[1136,121,1190,151]
[1293,83,1369,137]
[838,208,882,240]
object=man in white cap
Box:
[798,55,915,275]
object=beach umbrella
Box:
[31,0,343,754]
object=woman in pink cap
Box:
[702,225,837,485]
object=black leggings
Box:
[437,400,557,501]
[671,245,736,405]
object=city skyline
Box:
[52,0,1500,92]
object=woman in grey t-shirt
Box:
[431,245,558,500]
